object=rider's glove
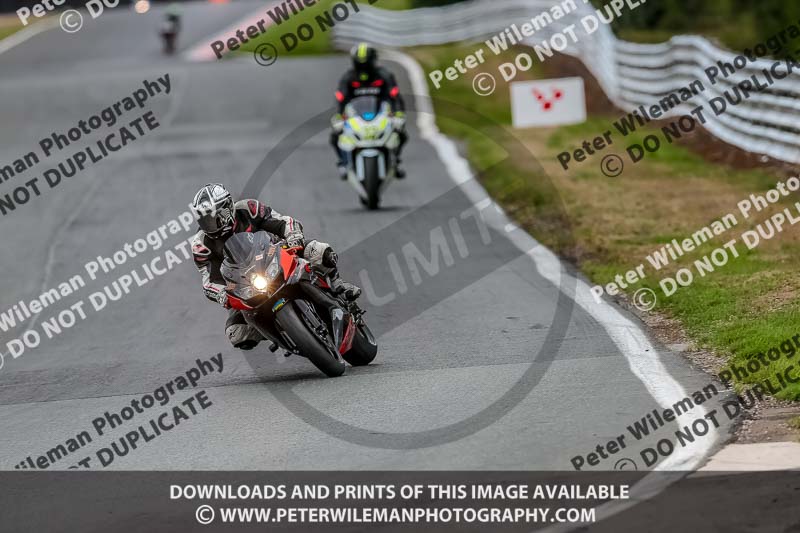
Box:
[286,233,305,249]
[216,291,229,308]
[331,113,344,133]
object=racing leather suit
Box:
[191,199,353,349]
[330,66,407,161]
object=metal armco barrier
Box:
[333,0,800,164]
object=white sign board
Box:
[510,77,586,128]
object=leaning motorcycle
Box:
[221,232,378,377]
[337,96,402,210]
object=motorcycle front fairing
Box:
[338,97,399,151]
[221,232,274,304]
[220,231,355,355]
[338,96,400,201]
[221,232,298,348]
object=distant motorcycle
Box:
[161,29,177,55]
[337,96,403,210]
[221,232,378,377]
[160,17,180,55]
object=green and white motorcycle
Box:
[337,96,403,210]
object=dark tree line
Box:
[408,0,462,6]
[596,0,800,42]
[409,0,800,56]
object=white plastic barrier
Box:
[333,0,800,164]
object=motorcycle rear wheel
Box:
[343,322,378,366]
[275,304,345,377]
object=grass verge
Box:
[410,43,800,401]
[238,0,412,58]
[0,15,25,41]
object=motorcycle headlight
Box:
[236,285,257,300]
[266,257,282,280]
[252,274,269,292]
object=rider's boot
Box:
[329,271,362,300]
[226,323,263,351]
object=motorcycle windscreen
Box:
[221,231,272,284]
[345,96,381,121]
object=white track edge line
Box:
[384,48,720,529]
[0,18,58,55]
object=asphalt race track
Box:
[0,1,733,472]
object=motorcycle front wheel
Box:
[275,304,346,377]
[364,156,381,210]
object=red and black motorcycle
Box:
[220,231,377,377]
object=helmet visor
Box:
[197,209,232,238]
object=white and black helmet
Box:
[191,184,235,239]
